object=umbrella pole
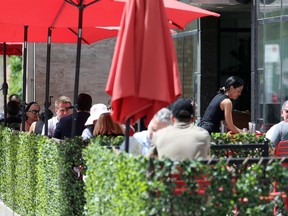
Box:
[21,26,28,131]
[125,118,131,153]
[65,0,99,137]
[71,3,84,138]
[2,42,8,126]
[44,28,52,136]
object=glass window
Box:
[173,20,199,100]
[262,22,281,124]
[258,0,265,19]
[258,23,264,69]
[262,0,281,18]
[283,0,288,15]
[281,20,288,100]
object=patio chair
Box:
[275,140,288,164]
[270,140,288,214]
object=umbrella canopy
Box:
[0,0,124,28]
[0,0,219,30]
[0,23,118,44]
[115,0,220,30]
[0,43,22,56]
[106,0,182,127]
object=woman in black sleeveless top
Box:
[198,76,244,134]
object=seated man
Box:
[53,93,92,139]
[42,96,72,137]
[133,107,172,155]
[266,100,288,147]
[147,98,211,161]
[0,100,22,130]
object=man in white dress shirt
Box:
[42,96,72,137]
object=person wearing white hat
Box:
[81,103,109,140]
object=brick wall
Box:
[27,38,116,110]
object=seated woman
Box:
[29,108,53,134]
[20,102,40,132]
[94,112,143,155]
[93,112,124,136]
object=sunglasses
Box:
[28,110,39,114]
[58,108,70,112]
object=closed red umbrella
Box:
[106,0,182,127]
[106,0,219,127]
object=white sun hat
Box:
[85,103,109,126]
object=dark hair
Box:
[172,98,194,123]
[9,94,21,102]
[24,102,39,120]
[39,108,53,121]
[7,101,19,116]
[77,93,92,111]
[25,102,39,113]
[219,76,244,93]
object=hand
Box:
[227,131,235,136]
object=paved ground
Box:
[0,200,19,216]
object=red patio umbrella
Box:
[0,43,22,125]
[115,0,220,30]
[0,0,219,134]
[106,0,219,127]
[0,22,118,132]
[0,23,118,45]
[0,43,22,56]
[106,0,183,152]
[0,0,219,29]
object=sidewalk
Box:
[0,200,19,216]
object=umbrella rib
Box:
[85,0,100,7]
[168,20,184,30]
[68,28,89,44]
[51,2,67,27]
[65,0,100,9]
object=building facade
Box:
[175,0,288,131]
[1,0,286,131]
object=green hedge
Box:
[84,139,148,215]
[1,126,288,216]
[84,140,288,216]
[0,126,86,216]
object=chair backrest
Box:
[275,140,288,157]
[275,140,288,167]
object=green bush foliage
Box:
[0,126,288,216]
[84,140,149,216]
[84,142,288,216]
[0,127,87,216]
[9,56,23,97]
[210,132,269,158]
[0,127,19,210]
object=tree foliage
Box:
[9,56,22,97]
